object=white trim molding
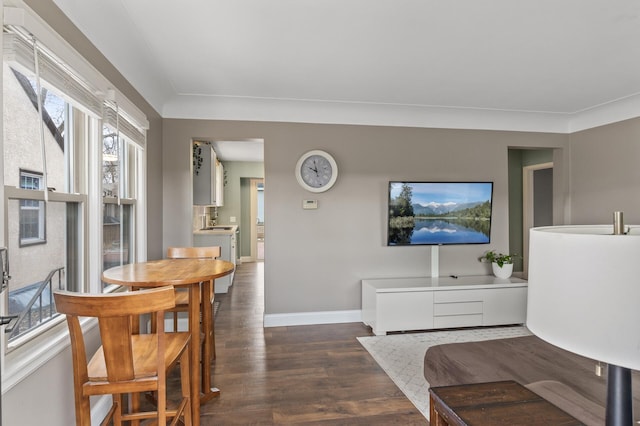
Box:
[163,92,640,135]
[263,309,362,328]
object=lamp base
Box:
[606,364,632,426]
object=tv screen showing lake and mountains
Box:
[387,181,493,246]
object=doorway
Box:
[522,162,553,274]
[250,178,264,261]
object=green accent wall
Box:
[507,148,553,271]
[215,161,264,258]
[240,177,252,257]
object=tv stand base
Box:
[361,275,527,336]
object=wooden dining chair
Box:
[166,246,221,364]
[54,286,192,426]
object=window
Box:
[3,59,88,344]
[2,27,143,335]
[19,172,42,191]
[0,11,153,398]
[19,170,45,245]
[1,10,147,388]
[101,104,144,284]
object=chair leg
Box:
[76,393,92,426]
[180,348,193,426]
[131,392,141,426]
[108,394,123,426]
[157,385,167,426]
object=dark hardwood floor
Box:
[192,261,427,425]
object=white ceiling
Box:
[52,0,640,158]
[210,139,264,162]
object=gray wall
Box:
[569,117,640,224]
[162,120,567,316]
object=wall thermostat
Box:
[303,200,318,209]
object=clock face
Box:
[295,150,338,192]
[301,155,332,188]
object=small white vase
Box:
[492,262,513,279]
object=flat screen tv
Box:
[387,181,493,246]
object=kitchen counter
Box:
[193,225,238,235]
[193,226,238,293]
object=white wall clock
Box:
[295,150,338,193]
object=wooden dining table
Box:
[102,257,235,426]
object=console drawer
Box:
[434,290,483,303]
[434,314,483,328]
[434,301,483,316]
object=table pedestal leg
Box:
[189,284,201,426]
[200,279,220,403]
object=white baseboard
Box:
[263,309,362,328]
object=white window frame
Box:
[1,1,148,392]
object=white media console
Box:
[361,275,527,335]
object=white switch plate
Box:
[303,200,318,209]
[230,216,236,222]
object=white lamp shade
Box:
[527,225,640,371]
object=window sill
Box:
[2,316,97,394]
[18,238,46,247]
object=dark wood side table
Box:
[429,380,584,426]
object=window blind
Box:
[3,29,103,118]
[103,101,146,149]
[4,27,147,149]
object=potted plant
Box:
[480,250,519,279]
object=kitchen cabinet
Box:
[193,143,223,206]
[215,159,224,207]
[193,227,237,293]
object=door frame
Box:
[522,162,553,275]
[249,178,263,261]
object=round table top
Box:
[102,258,235,288]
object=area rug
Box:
[357,326,532,420]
